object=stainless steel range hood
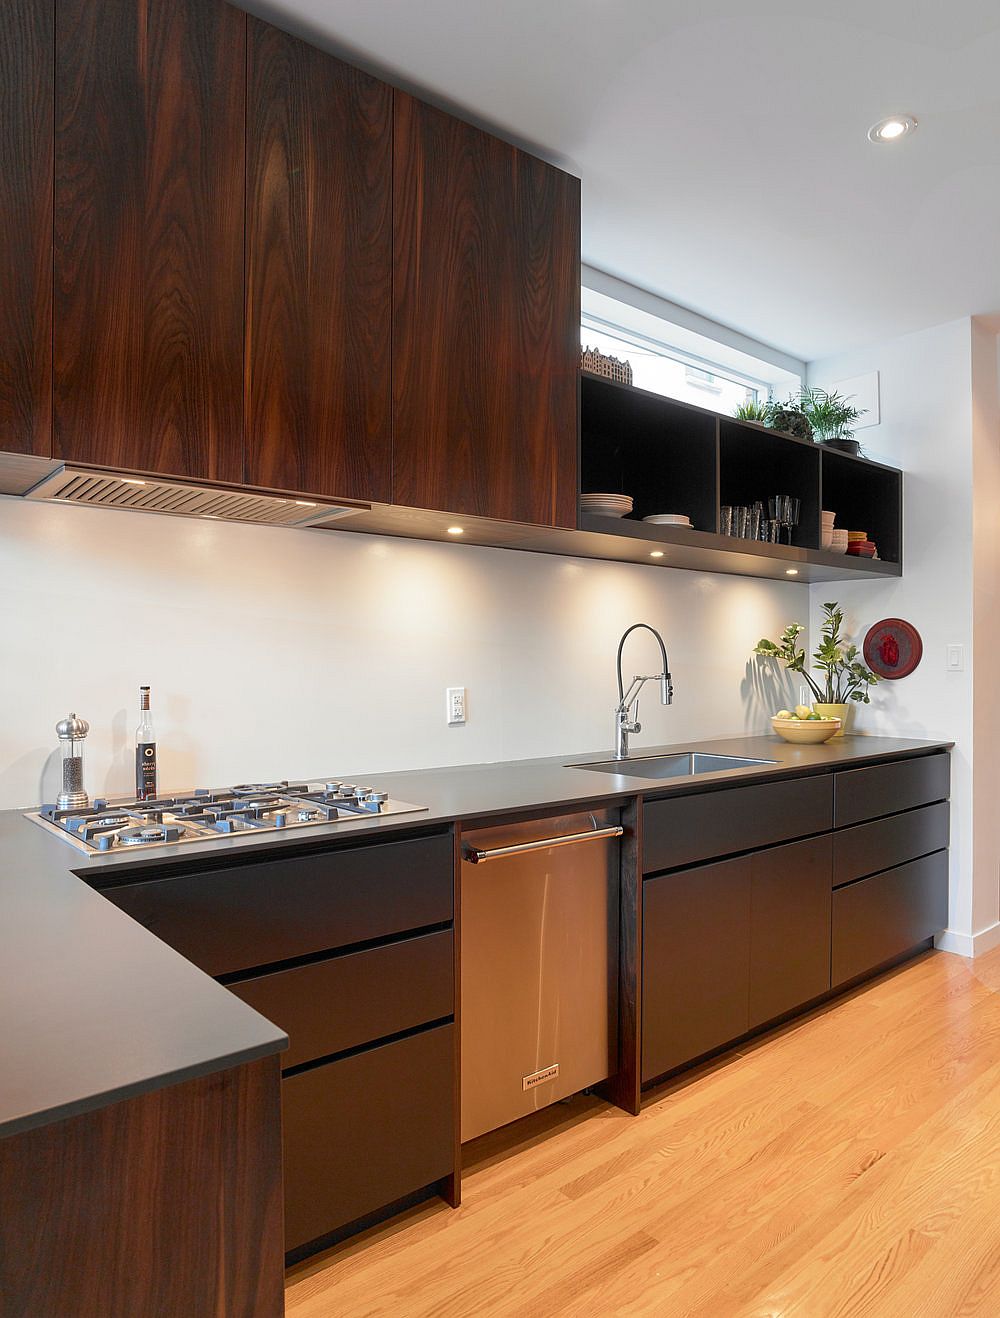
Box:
[21,464,367,529]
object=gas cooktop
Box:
[28,780,427,855]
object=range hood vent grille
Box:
[25,467,366,529]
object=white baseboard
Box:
[935,921,1000,958]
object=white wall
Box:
[0,496,807,810]
[807,318,982,952]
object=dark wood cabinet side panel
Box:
[53,0,245,482]
[749,835,832,1029]
[283,1024,454,1253]
[832,851,949,986]
[0,1058,284,1318]
[832,801,950,888]
[246,20,391,501]
[641,857,751,1083]
[834,752,951,828]
[643,774,834,874]
[0,0,52,456]
[392,93,580,527]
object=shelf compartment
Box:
[820,447,902,565]
[719,419,820,551]
[580,373,718,532]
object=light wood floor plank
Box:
[286,947,1000,1318]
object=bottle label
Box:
[136,743,157,799]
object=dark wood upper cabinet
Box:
[0,0,52,456]
[53,0,245,483]
[392,93,580,527]
[245,20,392,502]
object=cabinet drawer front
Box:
[643,776,833,874]
[749,835,832,1029]
[641,856,751,1083]
[834,753,950,828]
[283,1023,455,1253]
[230,930,453,1069]
[833,802,950,888]
[102,832,454,977]
[831,852,948,987]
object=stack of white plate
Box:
[643,513,692,528]
[580,493,633,518]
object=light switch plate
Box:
[947,644,965,672]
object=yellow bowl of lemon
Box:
[772,706,841,744]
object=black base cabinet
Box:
[748,835,832,1030]
[640,752,951,1087]
[642,856,751,1082]
[283,1024,455,1256]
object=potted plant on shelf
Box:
[732,398,773,424]
[752,602,878,736]
[799,388,865,455]
[765,399,814,441]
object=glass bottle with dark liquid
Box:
[135,686,157,800]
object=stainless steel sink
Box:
[568,751,776,780]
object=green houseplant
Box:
[767,399,814,441]
[732,398,773,424]
[799,388,865,455]
[753,602,878,736]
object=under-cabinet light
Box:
[295,500,316,507]
[121,478,146,486]
[650,551,664,559]
[786,569,799,576]
[447,526,464,535]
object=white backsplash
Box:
[0,495,808,809]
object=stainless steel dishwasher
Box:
[460,807,622,1142]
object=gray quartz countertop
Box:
[0,733,951,1139]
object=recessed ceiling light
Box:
[446,526,464,535]
[868,114,917,144]
[650,550,665,559]
[786,568,799,576]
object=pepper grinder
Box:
[56,713,90,810]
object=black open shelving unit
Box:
[580,371,902,582]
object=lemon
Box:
[775,709,793,720]
[795,704,812,720]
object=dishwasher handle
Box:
[463,823,624,864]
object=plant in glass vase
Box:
[753,602,878,736]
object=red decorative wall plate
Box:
[863,618,923,680]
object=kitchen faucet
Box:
[614,623,673,759]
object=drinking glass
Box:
[780,496,801,545]
[720,505,733,536]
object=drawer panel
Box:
[831,851,948,987]
[283,1023,454,1254]
[230,930,454,1069]
[643,775,833,874]
[101,832,454,977]
[832,801,950,888]
[834,753,950,829]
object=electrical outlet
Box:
[947,644,965,672]
[446,686,467,725]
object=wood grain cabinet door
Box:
[392,93,580,527]
[0,0,52,456]
[53,0,245,482]
[245,20,392,502]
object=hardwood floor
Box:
[285,946,1000,1317]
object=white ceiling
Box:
[244,0,1000,361]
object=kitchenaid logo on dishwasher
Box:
[522,1064,559,1091]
